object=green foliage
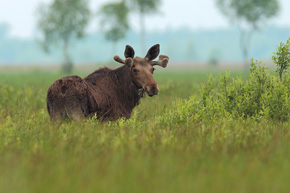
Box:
[1,71,290,192]
[37,0,91,46]
[37,0,91,73]
[216,0,279,27]
[272,38,290,81]
[160,60,290,123]
[99,1,129,43]
[216,0,280,69]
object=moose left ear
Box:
[145,44,160,61]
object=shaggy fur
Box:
[47,66,144,121]
[47,44,169,121]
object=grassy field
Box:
[0,68,290,193]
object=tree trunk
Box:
[62,40,73,74]
[239,28,253,72]
[139,10,146,55]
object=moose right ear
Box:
[124,45,135,58]
[145,44,160,61]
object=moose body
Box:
[47,44,169,121]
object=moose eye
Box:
[133,69,139,73]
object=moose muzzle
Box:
[145,83,159,97]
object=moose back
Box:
[47,44,169,121]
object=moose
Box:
[47,44,169,121]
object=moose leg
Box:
[47,98,67,121]
[62,85,89,121]
[63,97,87,121]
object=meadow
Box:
[0,66,290,193]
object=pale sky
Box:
[0,0,289,38]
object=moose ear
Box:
[145,44,160,61]
[124,45,135,58]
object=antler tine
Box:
[152,55,169,68]
[113,55,125,64]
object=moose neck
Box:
[114,65,131,81]
[113,65,144,106]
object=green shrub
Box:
[159,38,290,123]
[272,38,290,81]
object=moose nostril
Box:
[145,84,159,96]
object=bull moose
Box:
[47,44,169,121]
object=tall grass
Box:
[0,69,290,193]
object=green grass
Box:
[0,69,290,193]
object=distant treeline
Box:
[0,23,289,65]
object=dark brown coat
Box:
[47,44,169,121]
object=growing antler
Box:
[113,55,125,64]
[152,55,169,68]
[113,55,133,67]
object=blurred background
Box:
[0,0,289,73]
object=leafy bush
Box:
[272,38,290,81]
[159,38,290,124]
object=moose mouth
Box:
[147,92,154,97]
[145,89,158,97]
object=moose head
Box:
[113,44,169,97]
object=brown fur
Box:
[47,44,169,121]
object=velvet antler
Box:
[152,55,169,68]
[114,55,133,67]
[113,55,125,64]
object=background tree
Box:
[99,0,129,54]
[216,0,279,70]
[37,0,91,74]
[129,0,161,54]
